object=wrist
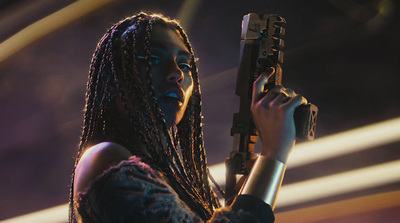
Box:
[260,150,287,164]
[260,140,295,164]
[239,156,286,210]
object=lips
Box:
[162,88,184,106]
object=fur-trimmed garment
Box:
[74,156,271,223]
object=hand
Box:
[251,67,306,163]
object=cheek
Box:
[146,67,164,94]
[186,84,193,100]
[184,86,193,107]
[136,63,164,87]
[184,75,194,100]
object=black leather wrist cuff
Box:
[230,194,275,223]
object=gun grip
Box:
[294,103,318,140]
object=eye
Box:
[178,63,192,72]
[150,55,162,65]
[136,55,162,65]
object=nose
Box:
[167,61,184,84]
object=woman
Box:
[70,13,305,222]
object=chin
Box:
[163,114,179,128]
[160,106,185,128]
[164,120,176,128]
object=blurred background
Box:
[0,0,399,222]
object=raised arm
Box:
[230,67,306,222]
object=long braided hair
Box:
[69,13,221,221]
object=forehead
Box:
[150,25,190,56]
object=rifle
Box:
[225,13,318,205]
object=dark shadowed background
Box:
[0,0,399,221]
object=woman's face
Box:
[141,25,194,127]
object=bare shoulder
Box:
[74,142,132,198]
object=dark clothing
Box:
[74,156,274,222]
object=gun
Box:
[225,13,318,205]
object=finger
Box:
[252,67,275,101]
[283,95,307,112]
[285,88,296,98]
[260,85,285,105]
[270,92,290,106]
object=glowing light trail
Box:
[209,117,400,185]
[276,159,400,208]
[0,204,68,223]
[0,0,113,64]
[177,0,203,30]
[288,117,400,168]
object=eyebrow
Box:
[150,45,192,58]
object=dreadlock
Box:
[69,13,221,222]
